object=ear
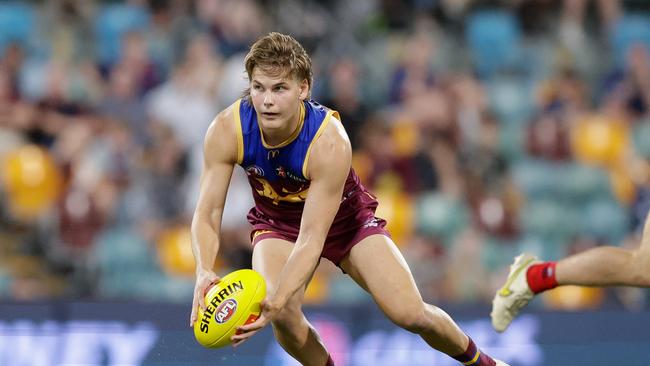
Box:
[298,79,309,100]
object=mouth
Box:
[261,112,279,119]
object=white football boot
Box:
[494,360,511,366]
[491,253,540,333]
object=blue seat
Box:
[0,2,35,55]
[466,10,522,78]
[94,4,150,65]
[609,14,650,67]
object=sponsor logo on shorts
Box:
[362,218,380,228]
[215,299,238,324]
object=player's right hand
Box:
[190,269,220,327]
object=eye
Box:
[274,85,286,91]
[252,84,262,90]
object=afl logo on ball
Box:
[215,299,238,324]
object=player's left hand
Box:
[231,298,281,347]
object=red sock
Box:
[452,337,496,366]
[526,262,558,294]
[325,354,335,366]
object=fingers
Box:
[230,315,267,346]
[199,276,221,310]
[236,317,265,334]
[189,273,221,328]
[190,296,198,327]
[231,328,258,347]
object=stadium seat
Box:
[328,276,369,304]
[555,163,612,204]
[580,199,629,244]
[521,200,581,243]
[482,238,521,272]
[516,235,569,262]
[416,192,469,246]
[632,119,650,158]
[93,228,162,296]
[94,3,150,65]
[487,76,533,126]
[512,159,559,200]
[0,2,35,55]
[466,10,522,78]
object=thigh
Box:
[339,234,424,313]
[252,238,309,310]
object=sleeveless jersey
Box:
[232,98,365,224]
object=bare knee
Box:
[384,303,436,334]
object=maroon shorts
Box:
[247,190,391,265]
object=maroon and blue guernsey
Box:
[230,98,389,264]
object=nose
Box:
[263,92,273,107]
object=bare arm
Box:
[270,117,352,307]
[189,105,239,326]
[232,116,352,344]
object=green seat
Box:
[522,200,581,242]
[328,277,369,304]
[556,163,612,204]
[487,76,533,126]
[416,192,469,246]
[633,120,650,158]
[93,228,166,300]
[512,159,560,200]
[517,235,570,261]
[482,238,521,272]
[581,199,629,244]
[499,123,525,162]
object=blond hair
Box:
[243,32,312,101]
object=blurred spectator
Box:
[321,58,368,148]
[602,43,650,121]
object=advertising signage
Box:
[0,302,648,365]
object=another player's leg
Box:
[492,211,650,332]
[253,237,333,366]
[340,234,508,366]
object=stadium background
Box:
[0,0,649,365]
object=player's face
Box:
[250,68,309,132]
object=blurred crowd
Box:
[0,0,649,310]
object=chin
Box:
[259,117,286,130]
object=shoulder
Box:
[319,114,349,149]
[306,114,351,178]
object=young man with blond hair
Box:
[190,32,508,366]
